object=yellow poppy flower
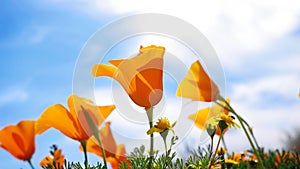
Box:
[36,94,115,141]
[177,60,220,102]
[92,45,165,109]
[81,122,128,169]
[40,148,65,168]
[147,117,176,135]
[0,120,35,161]
[189,99,230,135]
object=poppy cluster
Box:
[0,45,265,168]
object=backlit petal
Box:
[92,45,165,108]
[92,64,117,78]
[36,104,83,140]
[189,108,210,129]
[68,95,115,138]
[100,122,117,157]
[177,60,219,102]
[116,144,127,161]
[106,157,118,169]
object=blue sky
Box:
[1,0,300,168]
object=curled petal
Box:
[36,104,84,140]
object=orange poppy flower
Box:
[92,45,165,109]
[189,99,232,135]
[275,152,294,167]
[0,120,35,161]
[81,122,127,169]
[230,151,248,162]
[177,60,220,102]
[40,148,65,168]
[36,94,115,141]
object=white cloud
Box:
[47,0,300,152]
[230,74,300,106]
[0,89,28,105]
[52,0,300,64]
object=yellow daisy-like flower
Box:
[220,114,240,128]
[225,159,239,165]
[216,147,227,155]
[147,118,176,135]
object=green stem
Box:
[163,137,168,158]
[209,136,214,158]
[209,132,223,169]
[249,127,261,150]
[221,136,230,156]
[27,159,35,169]
[94,132,108,169]
[80,141,88,169]
[219,96,264,169]
[146,107,154,169]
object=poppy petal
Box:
[36,104,81,140]
[116,144,127,161]
[92,64,117,78]
[177,61,219,102]
[0,120,35,160]
[188,108,210,129]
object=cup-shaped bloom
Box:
[36,94,115,141]
[40,148,65,168]
[81,122,127,169]
[0,120,35,161]
[92,45,165,109]
[189,99,236,135]
[177,60,219,102]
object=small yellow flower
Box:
[147,118,176,135]
[225,159,239,165]
[217,147,227,155]
[189,98,231,135]
[147,148,158,155]
[220,114,240,128]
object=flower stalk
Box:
[80,141,88,169]
[94,132,108,169]
[146,107,154,168]
[27,160,35,169]
[209,130,224,169]
[218,96,264,169]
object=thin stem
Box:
[249,127,261,150]
[80,141,89,169]
[94,132,108,169]
[163,137,168,158]
[219,96,264,169]
[221,136,230,156]
[209,132,223,169]
[146,107,154,169]
[209,136,214,158]
[27,159,35,169]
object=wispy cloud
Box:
[230,74,300,107]
[1,24,51,48]
[0,89,28,106]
